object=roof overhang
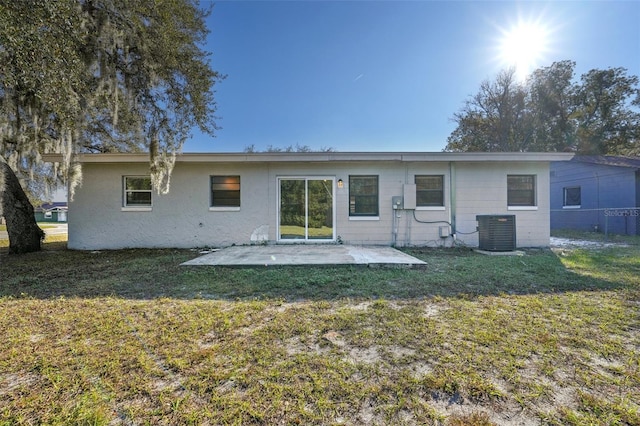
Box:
[42,152,575,164]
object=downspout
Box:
[449,162,456,239]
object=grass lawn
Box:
[0,236,638,425]
[0,235,67,249]
[279,225,334,239]
[0,223,59,232]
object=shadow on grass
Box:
[1,242,637,301]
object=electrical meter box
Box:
[392,196,403,210]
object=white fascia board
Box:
[42,151,575,164]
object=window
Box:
[507,175,536,206]
[563,186,581,208]
[415,175,444,207]
[123,176,152,207]
[349,175,378,216]
[211,176,240,208]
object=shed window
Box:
[123,176,152,207]
[211,176,241,207]
[349,175,378,216]
[415,175,444,207]
[507,175,536,206]
[563,186,581,207]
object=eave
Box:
[42,151,575,164]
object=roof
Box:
[36,202,68,211]
[42,151,574,164]
[570,155,640,169]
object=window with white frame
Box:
[563,186,581,208]
[415,175,444,207]
[349,175,378,216]
[210,176,241,208]
[507,175,536,206]
[123,176,152,207]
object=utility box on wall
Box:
[403,184,416,210]
[476,215,516,251]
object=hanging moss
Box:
[1,0,223,253]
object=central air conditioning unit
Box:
[476,215,516,251]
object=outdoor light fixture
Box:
[337,179,344,188]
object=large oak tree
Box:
[445,60,640,155]
[0,0,222,253]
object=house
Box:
[45,152,572,250]
[550,156,640,236]
[34,202,68,223]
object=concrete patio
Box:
[181,245,426,267]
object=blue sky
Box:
[184,0,640,153]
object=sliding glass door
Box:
[279,177,334,241]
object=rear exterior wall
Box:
[68,160,551,249]
[454,162,551,248]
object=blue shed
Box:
[550,156,640,236]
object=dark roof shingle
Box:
[571,155,640,169]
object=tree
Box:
[244,144,335,153]
[445,61,640,155]
[573,68,640,155]
[526,60,577,152]
[445,68,530,152]
[0,0,223,253]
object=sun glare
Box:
[498,20,550,81]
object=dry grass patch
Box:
[0,240,639,424]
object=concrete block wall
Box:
[69,159,551,249]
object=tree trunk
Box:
[0,161,44,254]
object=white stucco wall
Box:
[68,158,552,249]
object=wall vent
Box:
[476,215,516,251]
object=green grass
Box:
[0,223,65,249]
[0,223,59,232]
[278,225,334,238]
[0,238,639,425]
[0,234,67,249]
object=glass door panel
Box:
[279,179,306,239]
[307,180,333,239]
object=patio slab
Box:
[181,245,426,266]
